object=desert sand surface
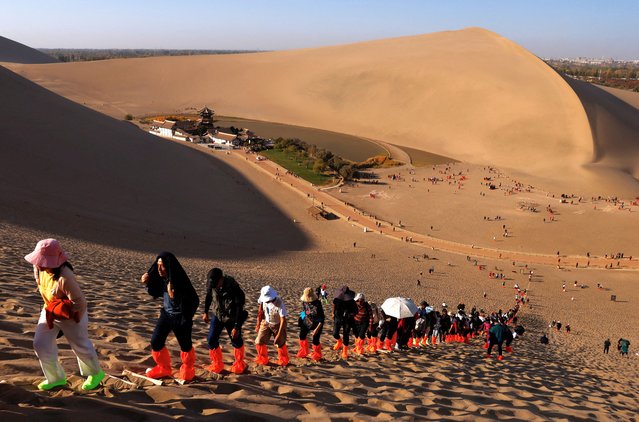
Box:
[0,36,57,64]
[600,85,639,110]
[6,27,621,192]
[2,158,639,419]
[1,30,639,420]
[564,77,639,184]
[0,65,309,259]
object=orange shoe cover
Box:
[310,344,322,361]
[341,345,349,360]
[207,347,224,373]
[255,344,269,365]
[296,339,309,358]
[277,344,289,366]
[179,347,196,381]
[146,347,173,379]
[383,339,392,351]
[230,345,247,374]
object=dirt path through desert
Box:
[230,149,639,271]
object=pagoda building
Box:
[198,106,215,127]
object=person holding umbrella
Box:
[380,297,419,351]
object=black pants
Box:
[299,319,323,345]
[207,316,243,349]
[397,325,412,347]
[151,308,193,352]
[353,322,368,339]
[488,334,512,356]
[379,317,398,342]
[333,318,352,346]
[604,345,610,354]
[488,341,503,356]
[367,325,380,339]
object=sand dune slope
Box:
[0,36,57,64]
[565,78,639,183]
[7,28,596,184]
[1,225,638,420]
[0,65,308,257]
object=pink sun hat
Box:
[24,239,68,268]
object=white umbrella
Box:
[381,297,418,319]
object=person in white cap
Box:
[254,286,289,366]
[25,239,104,391]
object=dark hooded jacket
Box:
[333,286,357,321]
[489,323,513,344]
[146,252,199,320]
[204,269,246,326]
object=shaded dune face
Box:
[565,77,639,182]
[0,66,309,258]
[7,28,596,183]
[0,36,57,64]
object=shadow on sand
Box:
[0,66,309,259]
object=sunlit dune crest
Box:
[10,27,636,191]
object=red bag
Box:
[45,298,80,329]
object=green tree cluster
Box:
[272,137,356,180]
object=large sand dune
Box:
[0,65,308,258]
[565,77,639,183]
[1,29,639,419]
[6,28,614,190]
[0,35,57,64]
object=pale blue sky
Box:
[3,0,638,58]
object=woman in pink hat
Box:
[25,239,104,391]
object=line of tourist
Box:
[24,242,586,391]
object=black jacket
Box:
[204,275,246,326]
[146,252,199,320]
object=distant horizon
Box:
[4,1,639,59]
[35,46,639,62]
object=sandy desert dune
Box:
[0,65,309,258]
[0,36,58,64]
[1,29,639,420]
[7,27,639,194]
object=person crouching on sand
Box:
[202,268,248,374]
[26,239,105,391]
[296,287,325,361]
[141,252,199,381]
[485,318,513,361]
[255,286,289,366]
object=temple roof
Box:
[199,106,214,116]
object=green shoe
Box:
[82,370,105,391]
[37,378,67,391]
